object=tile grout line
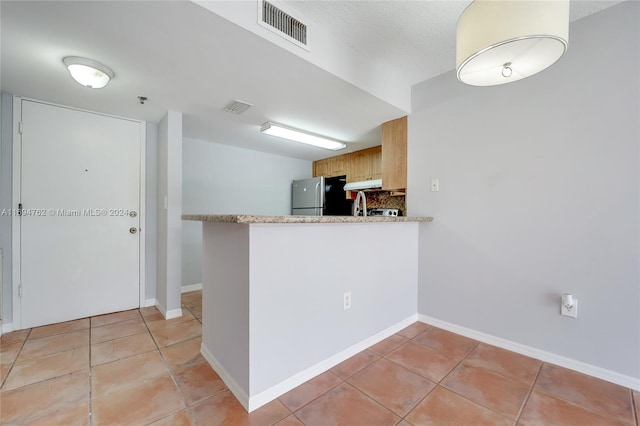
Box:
[181,299,217,424]
[633,390,639,426]
[404,334,482,421]
[142,306,192,424]
[379,336,443,422]
[514,360,544,424]
[343,380,402,421]
[400,330,528,423]
[92,305,194,425]
[278,372,342,418]
[531,363,637,425]
[339,327,455,423]
[353,330,461,423]
[0,328,32,390]
[268,403,293,425]
[141,301,204,425]
[91,309,164,425]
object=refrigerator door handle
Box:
[316,181,322,213]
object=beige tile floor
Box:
[1,290,638,425]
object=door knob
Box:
[129,227,138,234]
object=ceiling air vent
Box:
[258,0,309,50]
[223,99,253,115]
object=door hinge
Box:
[18,284,23,298]
[18,121,23,134]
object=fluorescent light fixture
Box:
[456,0,569,86]
[63,57,114,89]
[260,122,346,151]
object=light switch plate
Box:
[430,178,439,192]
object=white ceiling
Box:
[1,0,623,161]
[281,0,623,87]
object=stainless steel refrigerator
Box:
[291,176,352,216]
[292,177,324,216]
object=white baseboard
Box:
[201,313,418,413]
[201,344,251,410]
[142,298,156,308]
[164,308,183,320]
[155,301,167,317]
[247,313,419,411]
[182,283,202,293]
[418,314,640,392]
[155,302,183,320]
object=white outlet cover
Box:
[343,292,351,310]
[561,299,578,318]
[430,178,439,192]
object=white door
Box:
[19,100,142,328]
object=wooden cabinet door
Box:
[350,149,370,182]
[315,146,381,182]
[330,154,348,177]
[369,146,382,180]
[349,147,382,181]
[313,158,330,177]
[382,116,407,190]
[314,156,349,178]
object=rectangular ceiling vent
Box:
[258,0,310,51]
[223,99,253,115]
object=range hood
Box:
[343,179,383,191]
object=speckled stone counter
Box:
[182,214,433,223]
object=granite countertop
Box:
[182,214,433,224]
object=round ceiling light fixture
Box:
[456,0,569,86]
[63,57,114,89]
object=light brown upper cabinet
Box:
[313,153,350,178]
[382,116,407,191]
[313,158,330,177]
[330,154,349,177]
[370,147,382,180]
[349,146,382,182]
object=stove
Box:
[368,208,400,216]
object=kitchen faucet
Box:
[354,191,367,216]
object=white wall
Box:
[249,222,418,395]
[182,137,311,286]
[0,93,13,329]
[156,111,183,317]
[408,2,639,381]
[144,122,158,303]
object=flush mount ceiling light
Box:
[456,0,569,86]
[260,122,346,151]
[63,57,114,89]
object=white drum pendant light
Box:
[456,0,569,86]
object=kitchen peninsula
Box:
[183,214,433,412]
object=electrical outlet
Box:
[430,178,439,192]
[343,292,351,310]
[561,299,578,318]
